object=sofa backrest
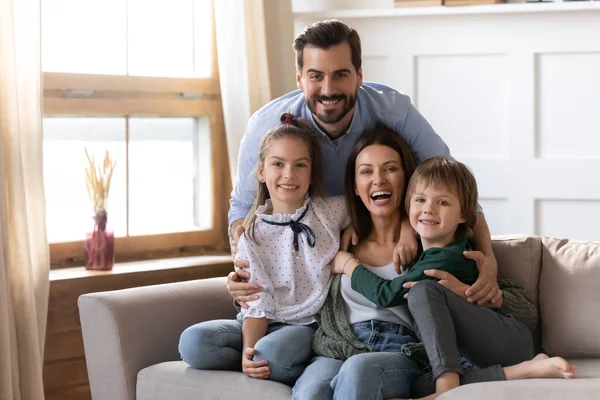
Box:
[492,235,543,307]
[539,237,600,357]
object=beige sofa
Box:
[78,235,600,400]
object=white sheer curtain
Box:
[214,0,295,183]
[0,0,50,399]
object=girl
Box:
[178,113,349,386]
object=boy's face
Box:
[258,137,312,214]
[296,42,363,132]
[408,181,466,250]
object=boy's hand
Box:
[331,251,355,274]
[393,219,418,273]
[463,250,502,305]
[242,347,270,379]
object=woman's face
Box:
[354,144,406,219]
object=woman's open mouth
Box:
[370,191,392,205]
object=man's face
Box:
[296,42,363,128]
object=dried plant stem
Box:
[85,148,116,214]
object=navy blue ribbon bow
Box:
[262,204,316,253]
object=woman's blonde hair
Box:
[244,113,324,242]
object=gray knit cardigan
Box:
[312,275,539,362]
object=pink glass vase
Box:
[85,210,115,271]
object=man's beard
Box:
[307,93,357,125]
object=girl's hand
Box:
[242,347,270,379]
[393,219,418,273]
[331,251,355,275]
[402,270,469,299]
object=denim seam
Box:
[364,320,377,346]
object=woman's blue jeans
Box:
[179,319,316,386]
[292,320,423,400]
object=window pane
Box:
[128,117,212,236]
[41,0,127,74]
[127,0,213,78]
[43,118,127,243]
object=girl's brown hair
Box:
[244,113,324,242]
[405,157,478,238]
[344,123,416,241]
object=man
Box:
[228,19,500,307]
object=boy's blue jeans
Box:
[178,319,316,386]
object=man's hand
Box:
[242,347,270,379]
[402,269,469,299]
[340,225,358,251]
[227,224,263,308]
[393,218,418,273]
[463,250,502,305]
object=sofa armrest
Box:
[78,277,236,400]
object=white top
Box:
[238,196,350,325]
[341,263,414,331]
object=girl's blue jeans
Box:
[179,318,316,386]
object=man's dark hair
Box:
[293,19,362,73]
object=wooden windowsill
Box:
[49,254,233,282]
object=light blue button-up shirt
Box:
[228,82,452,226]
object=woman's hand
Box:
[402,270,469,299]
[463,250,503,305]
[393,218,418,273]
[241,347,270,379]
[340,225,358,251]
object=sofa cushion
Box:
[492,235,542,307]
[540,238,600,357]
[438,358,600,400]
[137,361,292,400]
[437,377,600,400]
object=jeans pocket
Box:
[351,321,374,344]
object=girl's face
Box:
[258,137,312,214]
[408,181,465,250]
[354,144,406,219]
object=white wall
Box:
[292,5,600,241]
[264,0,297,98]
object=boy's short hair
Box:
[405,157,479,236]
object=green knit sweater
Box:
[312,275,539,362]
